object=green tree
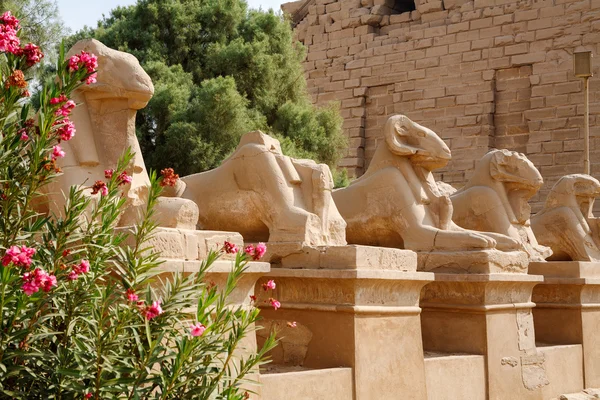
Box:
[0,0,69,57]
[67,0,346,176]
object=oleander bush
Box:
[0,12,275,399]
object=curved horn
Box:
[383,115,419,156]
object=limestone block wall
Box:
[291,0,600,211]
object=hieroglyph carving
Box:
[450,149,552,262]
[180,131,347,247]
[531,174,600,261]
[332,115,519,252]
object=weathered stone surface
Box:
[421,273,547,400]
[260,368,354,400]
[333,115,523,272]
[257,320,313,366]
[531,260,600,389]
[424,354,486,400]
[417,249,528,274]
[531,174,600,262]
[257,263,433,400]
[538,345,584,399]
[180,131,347,248]
[43,39,200,229]
[450,149,552,262]
[286,0,600,214]
[262,243,417,270]
[119,227,243,261]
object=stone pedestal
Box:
[256,245,433,400]
[161,257,271,400]
[530,261,600,388]
[142,228,244,261]
[417,249,528,274]
[420,273,547,400]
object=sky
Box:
[56,0,288,33]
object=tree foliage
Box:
[0,23,276,397]
[67,0,346,176]
[0,0,68,58]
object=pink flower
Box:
[255,242,267,260]
[2,245,36,267]
[21,280,38,296]
[74,259,90,274]
[0,24,20,55]
[55,100,76,117]
[244,244,255,257]
[144,300,163,320]
[21,268,56,296]
[50,94,68,105]
[79,51,98,72]
[23,43,43,66]
[67,271,79,281]
[0,11,19,29]
[52,145,65,160]
[42,274,57,292]
[262,279,276,291]
[126,288,138,302]
[244,243,267,261]
[91,181,108,196]
[117,171,132,185]
[68,51,98,84]
[104,169,114,179]
[223,241,238,254]
[20,130,28,141]
[84,394,93,399]
[269,298,281,310]
[68,55,80,72]
[0,12,20,56]
[85,73,97,85]
[56,119,76,141]
[190,322,206,337]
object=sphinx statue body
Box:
[45,39,197,229]
[332,115,519,255]
[180,131,347,247]
[531,174,600,261]
[450,149,552,262]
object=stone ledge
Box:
[263,243,417,271]
[160,259,271,274]
[421,273,543,309]
[431,272,544,283]
[529,261,600,280]
[260,367,353,400]
[263,267,432,281]
[417,249,529,274]
[118,227,243,261]
[257,268,432,309]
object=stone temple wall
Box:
[288,0,600,211]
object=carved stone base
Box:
[421,273,547,400]
[417,249,529,274]
[530,261,600,388]
[529,261,600,279]
[160,257,270,400]
[160,259,270,306]
[119,227,243,261]
[261,242,417,271]
[255,245,433,399]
